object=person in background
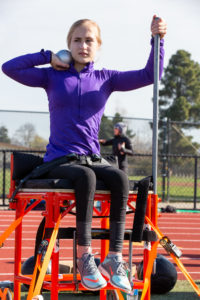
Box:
[99,122,134,174]
[2,15,167,293]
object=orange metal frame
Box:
[8,154,159,300]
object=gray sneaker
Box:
[77,253,107,291]
[98,255,132,293]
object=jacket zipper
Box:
[77,74,81,118]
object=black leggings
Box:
[45,163,129,252]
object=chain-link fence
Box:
[0,110,200,210]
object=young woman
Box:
[2,16,167,293]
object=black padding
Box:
[34,217,46,262]
[42,227,157,241]
[0,281,14,292]
[22,255,51,290]
[18,178,136,192]
[22,255,51,275]
[20,178,107,190]
[12,151,43,180]
[137,254,177,294]
[131,176,152,242]
[142,229,157,242]
[133,178,153,191]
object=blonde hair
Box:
[67,19,102,48]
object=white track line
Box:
[0,256,198,263]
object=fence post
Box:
[162,118,167,202]
[166,119,171,202]
[194,156,198,210]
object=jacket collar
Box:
[69,61,94,74]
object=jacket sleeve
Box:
[1,50,51,89]
[121,137,134,156]
[108,38,164,92]
[101,139,114,146]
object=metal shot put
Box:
[56,50,72,64]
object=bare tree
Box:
[12,123,36,147]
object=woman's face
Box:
[114,128,120,136]
[69,22,100,70]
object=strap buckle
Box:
[91,154,102,162]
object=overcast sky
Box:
[0,0,200,120]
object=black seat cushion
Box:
[20,178,135,191]
[12,151,135,191]
[12,151,43,180]
[12,152,118,180]
[21,178,107,190]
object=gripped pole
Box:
[152,31,160,194]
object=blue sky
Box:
[0,0,200,120]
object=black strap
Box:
[131,176,153,242]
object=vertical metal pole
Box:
[152,33,160,194]
[193,156,197,210]
[73,230,78,291]
[128,233,133,282]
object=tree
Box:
[99,113,135,140]
[12,123,36,147]
[0,126,10,144]
[159,50,200,122]
[99,115,114,140]
[29,135,48,150]
[159,50,200,154]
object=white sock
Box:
[107,252,122,259]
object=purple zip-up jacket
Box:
[2,38,164,162]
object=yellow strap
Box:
[116,289,125,300]
[30,214,61,298]
[172,254,200,297]
[0,215,23,248]
[144,214,200,297]
[26,254,42,300]
[0,288,4,298]
[0,199,42,247]
[0,287,12,300]
[27,216,47,300]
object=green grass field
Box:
[19,280,200,299]
[129,175,200,202]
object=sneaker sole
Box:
[81,279,107,291]
[98,265,131,294]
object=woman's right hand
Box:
[99,139,106,144]
[151,15,167,39]
[51,53,70,71]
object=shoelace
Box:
[114,258,130,276]
[83,253,98,274]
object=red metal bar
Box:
[143,194,152,300]
[8,154,160,300]
[14,199,26,300]
[100,200,110,300]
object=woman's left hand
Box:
[151,15,167,39]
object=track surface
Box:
[0,211,199,282]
